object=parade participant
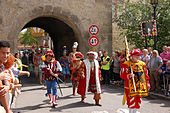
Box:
[40,49,62,106]
[33,48,43,84]
[59,46,70,83]
[77,51,102,106]
[69,42,78,65]
[70,52,84,96]
[69,42,78,62]
[120,49,150,113]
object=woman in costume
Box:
[59,46,70,83]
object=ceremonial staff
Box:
[48,70,64,96]
[56,79,63,96]
[122,36,137,105]
[124,36,136,92]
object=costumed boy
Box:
[40,49,62,106]
[120,49,150,113]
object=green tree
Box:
[113,0,169,52]
[19,28,40,47]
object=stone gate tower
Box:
[0,0,112,56]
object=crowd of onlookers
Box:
[99,45,170,95]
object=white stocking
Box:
[129,109,137,113]
[129,109,133,113]
[133,108,137,113]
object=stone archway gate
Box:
[0,0,112,54]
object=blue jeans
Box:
[45,80,58,96]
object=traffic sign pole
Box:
[93,47,95,52]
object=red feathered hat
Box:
[45,49,54,57]
[130,49,143,56]
[75,52,84,58]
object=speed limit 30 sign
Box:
[89,36,99,47]
[89,25,99,35]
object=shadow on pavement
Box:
[58,94,80,100]
[12,103,49,111]
[21,87,45,93]
[49,101,95,112]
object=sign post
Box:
[89,25,99,51]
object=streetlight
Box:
[150,0,158,50]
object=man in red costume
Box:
[77,51,102,106]
[70,52,84,96]
[120,49,150,113]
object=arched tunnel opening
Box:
[22,17,78,59]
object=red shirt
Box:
[160,52,170,64]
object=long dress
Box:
[59,56,70,76]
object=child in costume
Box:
[40,49,62,106]
[120,49,150,113]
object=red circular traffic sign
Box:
[89,25,99,35]
[89,36,99,47]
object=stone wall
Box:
[0,0,112,55]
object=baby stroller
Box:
[161,67,170,96]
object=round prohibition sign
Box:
[89,36,99,47]
[89,25,99,35]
